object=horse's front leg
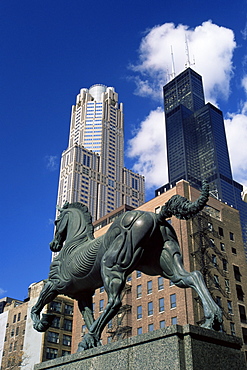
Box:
[77,270,125,351]
[31,280,58,332]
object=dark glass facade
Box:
[156,68,247,257]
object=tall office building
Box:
[156,68,247,256]
[56,84,145,222]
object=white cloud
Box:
[131,21,236,105]
[45,155,58,171]
[0,288,7,297]
[225,75,247,188]
[128,21,240,190]
[127,107,167,188]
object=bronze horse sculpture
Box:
[31,181,222,351]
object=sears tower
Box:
[156,68,247,256]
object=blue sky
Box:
[1,0,247,300]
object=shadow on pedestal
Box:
[34,324,246,370]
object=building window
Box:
[218,227,224,237]
[137,305,142,319]
[51,316,60,329]
[11,329,14,337]
[63,334,72,346]
[227,300,233,315]
[229,232,234,241]
[50,301,61,313]
[62,350,71,356]
[137,327,142,335]
[225,279,230,293]
[136,271,141,278]
[16,327,19,336]
[46,347,58,360]
[9,343,12,352]
[159,297,165,312]
[155,206,161,214]
[83,154,90,167]
[171,317,177,325]
[242,328,247,344]
[214,275,220,288]
[230,322,236,336]
[222,259,228,271]
[17,313,21,321]
[148,302,153,316]
[47,331,59,344]
[14,341,17,351]
[210,238,215,247]
[136,285,142,298]
[64,304,73,315]
[233,265,241,282]
[148,323,154,332]
[208,222,213,231]
[239,305,247,323]
[99,299,104,312]
[236,284,244,301]
[160,320,166,329]
[220,242,225,252]
[13,314,16,323]
[170,294,176,309]
[232,247,237,255]
[212,254,217,267]
[216,296,222,308]
[147,281,152,294]
[158,277,164,290]
[63,319,72,332]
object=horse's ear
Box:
[56,201,70,212]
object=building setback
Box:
[71,180,247,359]
[56,84,145,222]
[156,68,247,258]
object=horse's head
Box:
[49,202,94,252]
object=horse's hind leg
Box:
[160,242,222,330]
[31,280,58,332]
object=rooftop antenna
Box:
[185,35,195,68]
[169,45,176,80]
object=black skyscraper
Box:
[156,68,247,256]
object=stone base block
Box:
[34,324,246,370]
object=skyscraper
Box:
[156,68,247,256]
[56,84,145,222]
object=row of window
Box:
[12,312,23,323]
[50,317,72,331]
[137,295,176,319]
[136,317,177,335]
[49,302,73,315]
[47,331,71,346]
[7,326,25,338]
[46,347,71,360]
[136,277,173,296]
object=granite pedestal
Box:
[34,324,246,370]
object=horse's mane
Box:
[62,202,94,239]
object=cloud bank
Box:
[127,20,247,190]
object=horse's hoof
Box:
[77,333,101,351]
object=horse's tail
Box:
[156,181,209,223]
